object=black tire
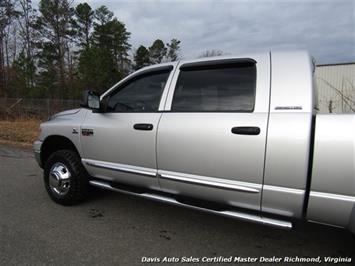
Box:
[44,149,89,205]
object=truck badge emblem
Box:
[81,128,94,136]
[275,106,302,110]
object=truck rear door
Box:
[156,54,270,211]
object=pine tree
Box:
[166,38,181,62]
[149,39,167,64]
[78,5,131,92]
[36,0,75,98]
[73,2,94,48]
[133,45,150,70]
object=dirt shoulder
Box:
[0,139,33,150]
[0,119,41,148]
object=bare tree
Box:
[16,0,38,89]
[328,100,333,113]
[18,0,37,60]
[318,77,355,112]
[0,0,18,97]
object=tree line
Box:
[0,0,182,99]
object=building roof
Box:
[317,62,355,67]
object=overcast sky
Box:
[39,0,355,64]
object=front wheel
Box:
[44,149,89,205]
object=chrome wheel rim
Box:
[49,162,71,196]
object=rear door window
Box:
[171,62,256,112]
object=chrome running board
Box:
[89,180,292,229]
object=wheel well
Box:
[41,136,80,166]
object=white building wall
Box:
[315,63,355,113]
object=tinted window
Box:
[171,65,256,112]
[107,71,170,112]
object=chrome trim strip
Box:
[307,220,344,229]
[89,180,292,229]
[158,171,260,193]
[221,211,292,228]
[82,159,157,178]
[263,185,304,195]
[310,191,355,202]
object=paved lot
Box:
[0,144,354,266]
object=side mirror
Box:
[80,90,100,111]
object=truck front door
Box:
[81,65,175,190]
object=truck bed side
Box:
[307,114,355,231]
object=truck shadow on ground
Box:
[85,188,355,259]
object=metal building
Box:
[315,62,355,113]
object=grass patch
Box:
[0,119,41,144]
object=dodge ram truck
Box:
[33,51,355,232]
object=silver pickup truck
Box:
[33,51,355,233]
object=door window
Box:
[106,70,171,112]
[171,63,256,112]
